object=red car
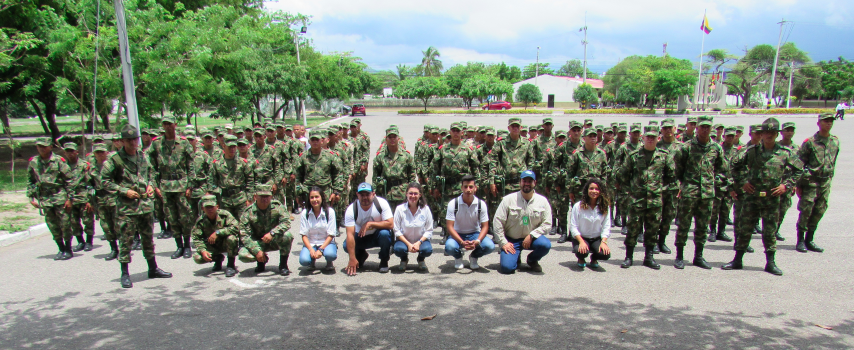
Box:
[482,101,512,110]
[351,103,366,116]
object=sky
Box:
[264,0,854,75]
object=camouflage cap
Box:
[111,133,122,141]
[485,127,496,136]
[714,123,724,129]
[724,126,737,136]
[542,117,554,125]
[644,125,659,137]
[697,115,714,126]
[225,123,234,130]
[237,138,249,145]
[661,118,676,127]
[93,144,108,152]
[617,125,628,133]
[618,122,628,127]
[273,123,284,129]
[677,123,686,130]
[630,124,642,133]
[555,130,567,138]
[244,126,254,133]
[352,118,362,124]
[201,194,218,207]
[648,120,659,126]
[327,127,338,135]
[610,122,618,128]
[749,124,762,133]
[223,135,238,147]
[309,129,324,139]
[583,128,598,137]
[782,121,796,130]
[735,125,745,132]
[508,117,522,126]
[604,127,614,134]
[285,124,293,131]
[520,125,528,132]
[200,128,214,138]
[35,137,52,147]
[91,135,104,143]
[185,133,196,141]
[141,128,152,135]
[476,125,486,133]
[161,116,176,124]
[440,128,449,134]
[62,142,77,151]
[253,128,264,136]
[217,129,225,136]
[255,184,273,196]
[429,126,440,133]
[583,119,593,125]
[570,121,583,130]
[497,130,509,137]
[385,128,398,136]
[819,112,836,120]
[537,125,545,131]
[450,122,463,131]
[265,124,275,131]
[120,125,140,139]
[423,124,431,131]
[349,120,358,127]
[459,121,468,128]
[595,125,604,131]
[760,117,780,132]
[687,116,698,124]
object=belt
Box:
[221,187,241,197]
[387,179,407,188]
[505,175,521,183]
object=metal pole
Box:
[768,19,786,109]
[582,26,587,83]
[786,62,795,109]
[113,0,140,134]
[695,10,706,111]
[91,0,101,142]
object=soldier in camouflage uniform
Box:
[238,185,294,275]
[794,113,839,253]
[731,124,763,252]
[211,135,256,220]
[489,117,534,197]
[188,130,217,223]
[89,143,119,260]
[774,122,798,242]
[617,126,675,269]
[671,115,727,270]
[603,124,627,226]
[431,122,482,242]
[708,126,737,243]
[295,129,345,212]
[100,125,172,288]
[28,137,74,260]
[655,118,682,251]
[475,127,499,225]
[61,143,95,253]
[148,128,171,242]
[148,116,196,260]
[282,125,301,213]
[551,121,583,242]
[562,128,609,243]
[531,118,555,178]
[542,130,567,235]
[192,194,239,277]
[327,127,355,226]
[723,118,804,275]
[373,128,417,209]
[348,119,371,203]
[613,123,642,235]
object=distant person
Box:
[392,183,434,271]
[835,101,848,120]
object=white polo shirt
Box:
[393,203,434,243]
[343,196,393,236]
[299,207,337,245]
[445,195,489,234]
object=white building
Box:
[512,74,604,108]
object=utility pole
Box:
[535,46,540,87]
[294,25,307,126]
[580,13,588,84]
[768,19,787,109]
[695,10,708,112]
[90,0,101,142]
[113,0,140,135]
[663,42,668,56]
[786,62,795,109]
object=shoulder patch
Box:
[405,149,411,154]
[804,138,810,143]
[572,149,578,154]
[546,148,551,152]
[255,159,260,164]
[557,142,564,147]
[180,136,187,140]
[376,150,381,156]
[468,146,474,150]
[243,158,249,163]
[438,145,444,150]
[299,152,303,157]
[60,157,66,162]
[86,153,91,156]
[29,156,34,161]
[204,151,209,154]
[607,140,613,144]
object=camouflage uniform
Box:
[775,122,799,241]
[795,115,839,252]
[329,131,356,225]
[709,127,738,242]
[237,189,294,275]
[295,130,346,210]
[188,147,216,221]
[655,132,682,245]
[89,145,118,259]
[148,125,196,256]
[191,200,240,269]
[431,122,482,231]
[348,121,371,203]
[64,146,96,251]
[27,140,74,258]
[490,118,535,195]
[613,124,643,232]
[565,135,609,201]
[372,133,417,210]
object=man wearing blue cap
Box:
[493,170,552,274]
[344,183,394,275]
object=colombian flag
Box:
[701,15,712,34]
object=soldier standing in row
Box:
[373,128,416,209]
[774,122,798,242]
[100,125,172,288]
[211,135,256,220]
[296,129,345,211]
[188,131,217,222]
[795,113,839,253]
[655,118,681,252]
[89,143,118,260]
[192,194,240,277]
[28,137,74,260]
[489,117,534,200]
[562,128,609,243]
[238,185,294,276]
[349,119,370,204]
[432,122,481,243]
[63,143,95,252]
[708,127,736,243]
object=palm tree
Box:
[396,64,410,80]
[419,46,443,76]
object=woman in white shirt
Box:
[299,187,338,271]
[392,183,434,271]
[569,178,611,269]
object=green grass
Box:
[398,110,553,115]
[0,168,29,192]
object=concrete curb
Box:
[0,223,49,248]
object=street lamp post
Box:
[295,25,307,127]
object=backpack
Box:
[350,197,383,223]
[453,196,482,220]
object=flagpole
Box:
[695,10,706,111]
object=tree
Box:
[416,46,443,76]
[601,91,615,106]
[396,64,411,81]
[515,83,542,109]
[444,62,488,107]
[522,63,553,79]
[603,55,694,108]
[396,76,449,111]
[556,59,598,79]
[615,84,642,106]
[651,69,697,108]
[819,58,854,101]
[492,62,522,82]
[573,83,598,108]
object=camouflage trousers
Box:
[44,206,72,240]
[547,187,569,230]
[96,204,117,241]
[188,196,202,225]
[238,233,294,263]
[711,192,732,230]
[193,235,239,264]
[626,205,662,247]
[349,171,368,204]
[658,189,679,237]
[734,195,780,253]
[674,197,713,247]
[161,192,193,239]
[285,180,297,213]
[117,213,155,264]
[778,191,794,234]
[437,182,463,229]
[154,194,165,225]
[796,182,831,233]
[618,190,631,221]
[68,203,95,237]
[221,200,248,224]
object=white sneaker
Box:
[379,266,389,273]
[398,259,407,271]
[469,256,480,270]
[454,258,464,270]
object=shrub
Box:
[741,108,834,115]
[398,110,553,115]
[564,109,655,115]
[665,109,690,115]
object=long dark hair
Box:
[580,178,610,215]
[405,182,427,209]
[304,186,329,218]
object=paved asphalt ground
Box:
[1,111,852,349]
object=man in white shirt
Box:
[344,183,394,275]
[444,175,494,270]
[493,170,552,274]
[836,102,848,120]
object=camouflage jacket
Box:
[189,149,216,198]
[100,148,155,216]
[331,140,355,177]
[372,148,417,202]
[201,145,223,160]
[532,134,557,178]
[475,143,495,188]
[730,142,803,193]
[489,137,534,184]
[798,132,839,185]
[89,158,115,207]
[617,147,675,208]
[239,201,291,255]
[673,137,727,200]
[65,159,92,205]
[656,139,682,191]
[148,136,195,193]
[27,153,73,208]
[210,155,256,206]
[565,147,609,195]
[191,209,239,252]
[252,142,280,188]
[295,149,345,194]
[414,141,438,184]
[431,142,481,189]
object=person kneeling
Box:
[238,185,294,276]
[393,183,434,271]
[494,170,552,274]
[344,183,395,275]
[569,179,611,269]
[299,187,338,271]
[192,195,239,277]
[444,175,494,270]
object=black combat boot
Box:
[212,254,224,271]
[804,231,824,253]
[255,261,266,273]
[620,246,634,268]
[643,246,660,270]
[637,231,644,244]
[279,256,290,276]
[764,251,783,275]
[83,234,94,251]
[774,230,785,241]
[707,223,717,242]
[557,232,568,243]
[674,245,685,269]
[183,235,192,259]
[147,258,173,278]
[171,236,184,259]
[132,233,142,250]
[721,251,745,270]
[73,235,86,252]
[716,221,732,242]
[658,235,671,254]
[692,245,711,269]
[795,230,807,252]
[54,239,66,260]
[225,257,238,277]
[62,238,74,259]
[120,262,132,288]
[104,241,119,261]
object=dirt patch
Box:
[0,191,42,232]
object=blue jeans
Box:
[499,235,551,274]
[298,244,338,266]
[343,229,392,262]
[393,240,433,260]
[444,233,495,259]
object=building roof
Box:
[513,74,604,89]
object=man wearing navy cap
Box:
[344,183,394,275]
[493,170,552,274]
